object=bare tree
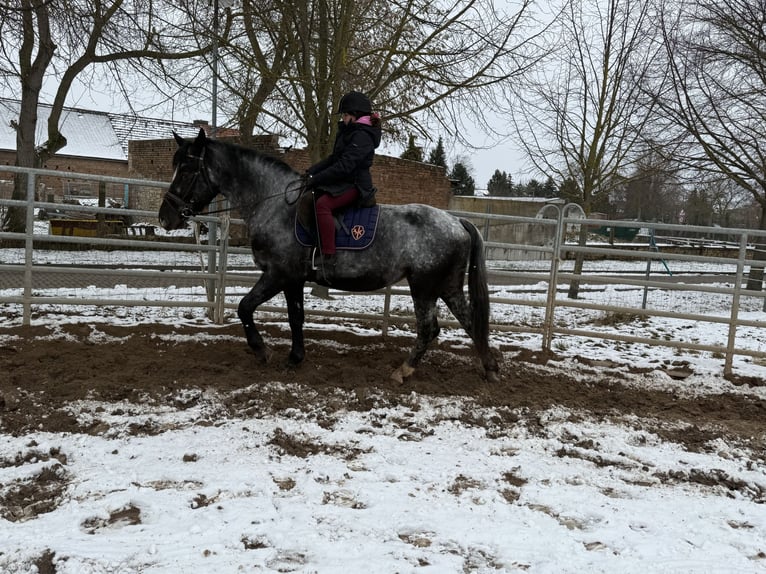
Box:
[509,0,661,298]
[0,0,213,232]
[705,178,751,228]
[617,153,681,223]
[651,0,766,289]
[207,0,542,161]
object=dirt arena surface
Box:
[2,321,764,452]
[2,321,766,571]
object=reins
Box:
[168,145,306,220]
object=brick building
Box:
[0,98,452,211]
[0,98,204,203]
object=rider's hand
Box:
[301,172,315,190]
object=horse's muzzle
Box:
[158,203,188,231]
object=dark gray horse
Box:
[158,129,499,383]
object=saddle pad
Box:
[295,205,380,250]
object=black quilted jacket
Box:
[307,120,382,201]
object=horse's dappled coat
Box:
[159,129,499,383]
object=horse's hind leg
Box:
[391,295,440,384]
[442,289,499,382]
[442,290,472,337]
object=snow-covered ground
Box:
[1,246,766,573]
[1,377,764,574]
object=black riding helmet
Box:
[337,91,372,116]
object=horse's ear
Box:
[173,131,184,146]
[195,128,207,144]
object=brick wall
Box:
[127,139,177,183]
[0,151,128,203]
[1,134,452,213]
[128,136,452,212]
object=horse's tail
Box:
[460,218,490,359]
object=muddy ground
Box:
[2,321,766,572]
[2,321,764,454]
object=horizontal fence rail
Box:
[3,166,766,376]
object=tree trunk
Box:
[1,1,55,234]
[745,202,766,291]
[567,223,589,299]
[3,107,52,233]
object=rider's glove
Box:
[301,172,315,190]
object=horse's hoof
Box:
[390,362,415,385]
[254,346,273,364]
[485,370,500,384]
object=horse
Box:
[158,129,499,383]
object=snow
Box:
[2,390,765,573]
[1,250,766,573]
[2,383,764,574]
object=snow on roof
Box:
[107,113,203,157]
[0,98,203,161]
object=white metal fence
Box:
[3,166,766,375]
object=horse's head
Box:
[158,128,219,230]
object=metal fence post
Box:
[382,286,392,337]
[538,204,562,352]
[215,208,230,324]
[22,172,36,326]
[483,202,491,260]
[206,203,219,321]
[724,233,748,376]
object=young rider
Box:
[304,91,382,272]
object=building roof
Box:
[0,98,205,161]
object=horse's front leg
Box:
[283,282,306,366]
[237,274,284,363]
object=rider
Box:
[304,91,382,271]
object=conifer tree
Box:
[543,176,558,198]
[449,162,475,196]
[427,137,447,168]
[487,170,513,196]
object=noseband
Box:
[164,147,215,219]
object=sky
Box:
[0,0,545,193]
[0,54,528,192]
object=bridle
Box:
[163,146,218,220]
[163,143,308,221]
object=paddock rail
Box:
[2,166,766,376]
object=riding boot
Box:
[321,253,336,283]
[323,253,336,272]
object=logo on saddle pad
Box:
[351,225,365,241]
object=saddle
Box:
[294,191,380,250]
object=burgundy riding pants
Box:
[316,187,360,255]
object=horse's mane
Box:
[210,138,298,177]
